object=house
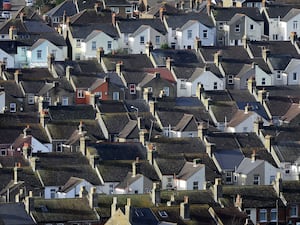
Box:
[0,40,18,68]
[25,192,101,224]
[163,12,216,49]
[101,0,135,18]
[283,58,300,85]
[137,72,176,98]
[28,152,102,199]
[27,38,67,68]
[62,8,118,60]
[221,178,286,225]
[43,0,78,27]
[0,16,67,68]
[116,18,167,53]
[222,0,265,8]
[101,53,154,99]
[262,5,300,41]
[234,151,279,185]
[0,79,24,114]
[223,13,263,46]
[211,7,264,46]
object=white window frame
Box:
[10,103,16,112]
[180,80,187,89]
[213,82,217,90]
[129,84,136,94]
[262,77,266,85]
[225,171,232,184]
[140,36,145,44]
[37,50,42,59]
[110,7,119,13]
[293,72,297,81]
[290,205,298,217]
[107,41,112,50]
[235,24,240,32]
[276,71,281,80]
[28,94,35,105]
[270,208,277,222]
[62,96,68,106]
[193,181,198,190]
[163,87,169,96]
[250,24,254,30]
[253,174,260,185]
[293,21,298,29]
[76,39,81,48]
[155,35,160,45]
[203,30,208,39]
[187,30,192,39]
[77,90,85,98]
[228,75,234,84]
[219,22,224,30]
[259,209,267,222]
[92,41,96,51]
[125,7,132,13]
[113,92,119,100]
[50,189,56,199]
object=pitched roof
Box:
[165,11,214,29]
[59,176,85,193]
[32,198,99,223]
[144,68,176,83]
[69,8,112,24]
[214,149,244,170]
[0,203,36,225]
[173,114,198,132]
[117,18,167,35]
[212,7,263,21]
[48,105,96,121]
[155,157,186,175]
[45,0,78,17]
[151,49,201,67]
[234,157,265,174]
[176,161,205,180]
[35,152,102,186]
[89,142,146,161]
[70,23,119,39]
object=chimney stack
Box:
[206,142,215,158]
[247,77,256,94]
[66,66,73,81]
[79,186,88,198]
[47,53,55,72]
[253,118,263,136]
[180,196,190,220]
[147,143,157,165]
[145,41,153,57]
[273,172,282,196]
[132,157,141,177]
[30,157,40,172]
[14,70,22,84]
[251,150,256,162]
[214,51,222,67]
[198,122,208,140]
[151,182,161,205]
[25,191,34,214]
[125,198,131,219]
[166,57,173,70]
[116,61,123,76]
[112,12,116,27]
[194,37,201,51]
[213,178,222,203]
[111,197,117,216]
[89,187,98,209]
[9,26,17,40]
[96,47,104,63]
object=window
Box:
[225,171,232,183]
[107,41,112,50]
[95,92,102,99]
[228,75,234,84]
[56,143,62,152]
[75,53,80,60]
[277,71,281,79]
[290,205,298,217]
[203,30,208,38]
[50,189,56,199]
[62,97,68,106]
[109,184,114,194]
[140,36,145,44]
[113,92,119,100]
[167,177,173,188]
[262,77,266,85]
[250,24,254,30]
[293,72,297,81]
[235,24,240,32]
[187,30,192,39]
[76,39,81,48]
[219,22,224,30]
[10,103,16,112]
[293,21,298,29]
[163,87,169,96]
[270,208,277,222]
[125,7,132,13]
[273,34,278,40]
[155,36,160,45]
[193,181,198,190]
[129,84,136,94]
[37,50,42,59]
[253,174,260,185]
[28,94,34,104]
[77,90,85,98]
[180,80,186,89]
[110,7,119,13]
[21,47,26,56]
[213,82,217,90]
[270,175,275,184]
[51,49,57,58]
[92,41,96,50]
[259,209,267,222]
[147,87,152,92]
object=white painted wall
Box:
[191,71,225,93]
[0,48,14,68]
[0,92,5,113]
[31,136,50,153]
